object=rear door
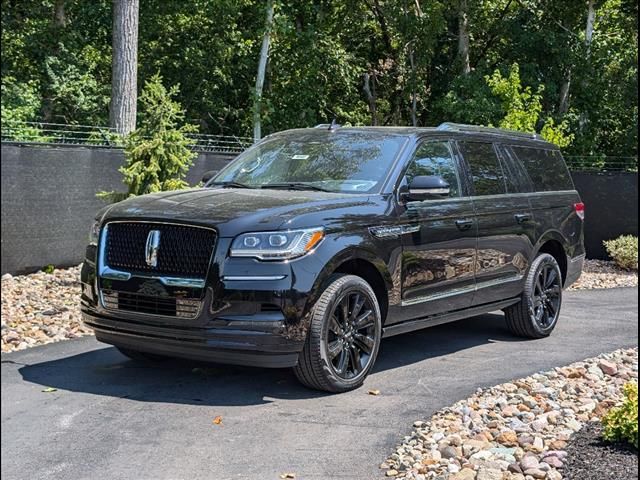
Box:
[396,139,477,322]
[455,140,536,306]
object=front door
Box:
[397,140,477,323]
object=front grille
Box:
[105,222,216,277]
[102,289,201,318]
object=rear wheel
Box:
[116,347,169,363]
[504,253,563,338]
[293,274,382,393]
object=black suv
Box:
[81,123,585,392]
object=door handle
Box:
[455,219,474,231]
[515,213,532,224]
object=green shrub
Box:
[42,264,55,274]
[604,235,638,270]
[602,382,638,449]
[98,74,197,203]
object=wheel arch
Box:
[313,247,393,323]
[533,230,569,284]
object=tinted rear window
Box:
[509,146,574,191]
[458,141,506,196]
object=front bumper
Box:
[82,308,303,368]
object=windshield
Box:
[209,130,407,194]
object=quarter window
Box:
[405,141,460,197]
[458,141,506,196]
[509,146,574,191]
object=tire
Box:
[293,274,382,393]
[504,253,563,338]
[116,346,169,363]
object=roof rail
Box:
[437,122,539,140]
[314,120,341,131]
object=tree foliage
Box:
[1,0,637,169]
[486,63,573,147]
[98,74,196,202]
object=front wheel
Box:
[293,274,382,393]
[504,253,563,338]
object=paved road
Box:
[2,288,637,480]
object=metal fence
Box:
[1,120,253,154]
[2,120,638,170]
[564,156,638,172]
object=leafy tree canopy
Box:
[1,0,637,170]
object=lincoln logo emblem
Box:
[145,230,161,267]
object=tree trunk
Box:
[558,71,571,115]
[458,0,471,75]
[409,49,417,126]
[580,0,597,131]
[363,72,378,126]
[585,0,596,54]
[110,0,139,135]
[254,0,275,143]
[53,0,66,27]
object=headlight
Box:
[89,220,101,245]
[230,227,325,260]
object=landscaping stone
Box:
[1,265,92,352]
[381,348,638,479]
[569,259,637,290]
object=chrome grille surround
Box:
[96,221,216,319]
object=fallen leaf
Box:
[212,416,223,425]
[279,474,296,479]
[42,387,57,393]
[367,389,381,396]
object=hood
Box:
[100,187,381,236]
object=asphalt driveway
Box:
[2,287,638,480]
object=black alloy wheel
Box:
[504,253,563,338]
[325,290,377,380]
[531,261,562,329]
[293,274,382,392]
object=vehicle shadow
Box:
[18,313,523,406]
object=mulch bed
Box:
[563,422,638,480]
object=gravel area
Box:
[569,259,637,290]
[1,265,91,353]
[562,422,637,480]
[381,348,638,480]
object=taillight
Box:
[574,202,585,220]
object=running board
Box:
[382,297,521,338]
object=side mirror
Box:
[201,170,219,184]
[403,175,450,202]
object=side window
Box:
[510,146,574,191]
[458,141,506,196]
[405,141,460,197]
[498,145,533,193]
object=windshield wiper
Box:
[261,182,332,192]
[208,181,254,189]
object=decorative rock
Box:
[496,431,519,446]
[532,437,544,452]
[520,455,539,471]
[543,456,563,469]
[476,468,503,480]
[382,348,638,480]
[546,470,563,480]
[523,468,547,479]
[450,469,477,480]
[598,359,618,376]
[439,446,459,459]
